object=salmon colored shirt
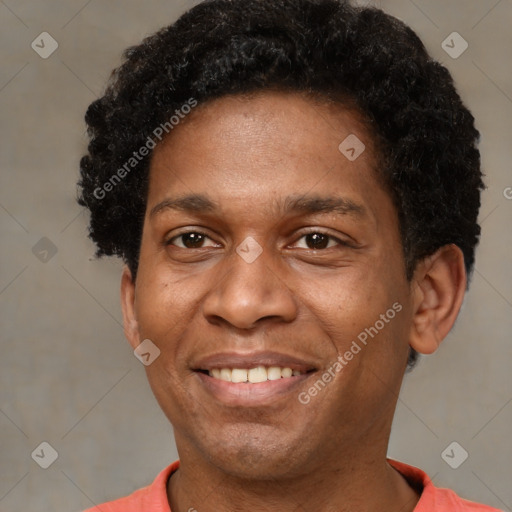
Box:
[83,459,502,511]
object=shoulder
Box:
[428,486,504,512]
[81,460,179,512]
[388,459,503,512]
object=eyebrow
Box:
[149,193,367,219]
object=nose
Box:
[201,242,298,330]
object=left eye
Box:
[292,232,344,250]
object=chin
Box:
[198,427,312,481]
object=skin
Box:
[121,91,467,512]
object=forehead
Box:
[146,91,392,227]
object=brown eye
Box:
[293,231,344,250]
[167,232,217,249]
[304,233,330,249]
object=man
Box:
[78,0,499,510]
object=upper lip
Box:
[193,351,318,373]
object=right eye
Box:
[166,231,220,249]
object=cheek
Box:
[133,275,185,364]
[303,265,394,325]
[135,251,197,318]
[133,263,209,389]
[305,266,407,370]
[133,273,196,418]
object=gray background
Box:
[1,0,511,510]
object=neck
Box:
[167,444,420,512]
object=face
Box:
[125,91,416,479]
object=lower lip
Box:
[195,371,315,407]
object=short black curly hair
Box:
[77,0,484,369]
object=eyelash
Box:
[166,229,351,250]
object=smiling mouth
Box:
[196,366,314,383]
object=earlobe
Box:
[409,244,467,355]
[120,266,140,350]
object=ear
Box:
[409,244,467,355]
[120,266,141,350]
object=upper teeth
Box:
[209,366,303,383]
